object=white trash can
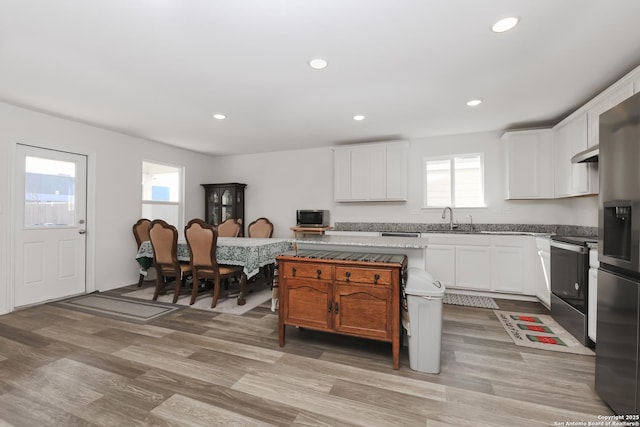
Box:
[403,267,445,374]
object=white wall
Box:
[0,102,215,314]
[0,102,598,314]
[209,131,598,238]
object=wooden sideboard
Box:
[277,250,408,369]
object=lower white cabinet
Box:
[535,237,551,308]
[456,245,491,289]
[424,234,538,296]
[425,245,455,285]
[588,248,599,343]
[491,240,526,293]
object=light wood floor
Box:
[0,285,612,426]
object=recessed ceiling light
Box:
[492,16,519,33]
[309,58,328,69]
[213,114,226,120]
[353,115,365,121]
[466,99,483,107]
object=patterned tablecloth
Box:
[136,237,292,279]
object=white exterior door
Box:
[14,144,87,307]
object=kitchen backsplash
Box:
[334,222,598,237]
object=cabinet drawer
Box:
[335,266,392,286]
[281,262,332,280]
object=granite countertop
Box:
[333,222,598,237]
[294,235,429,249]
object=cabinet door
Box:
[333,283,392,340]
[535,238,551,307]
[283,279,332,330]
[504,130,553,199]
[491,244,525,294]
[588,83,634,148]
[426,245,455,286]
[554,113,590,197]
[386,143,408,200]
[351,146,386,200]
[205,187,220,225]
[334,149,352,201]
[456,246,491,290]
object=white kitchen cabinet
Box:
[423,233,537,296]
[456,245,491,290]
[535,237,551,308]
[503,129,554,199]
[587,82,634,148]
[334,141,408,202]
[553,113,597,197]
[588,247,599,343]
[491,239,526,293]
[425,245,455,286]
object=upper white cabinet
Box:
[587,82,634,148]
[334,141,409,202]
[503,129,554,199]
[553,112,596,197]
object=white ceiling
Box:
[2,1,640,156]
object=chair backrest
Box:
[248,217,274,238]
[217,218,242,237]
[133,218,151,247]
[148,219,179,272]
[185,218,219,270]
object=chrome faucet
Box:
[441,207,458,230]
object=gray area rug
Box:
[443,293,500,309]
[52,293,183,323]
[121,285,272,316]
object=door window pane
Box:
[24,156,76,227]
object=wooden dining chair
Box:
[148,219,192,303]
[184,218,244,308]
[217,218,242,237]
[132,218,151,287]
[248,217,274,238]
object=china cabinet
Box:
[201,183,246,235]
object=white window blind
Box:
[424,154,485,208]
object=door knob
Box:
[79,230,86,235]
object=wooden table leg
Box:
[237,273,247,305]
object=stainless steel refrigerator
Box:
[596,90,640,415]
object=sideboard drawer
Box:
[281,262,332,280]
[335,266,392,286]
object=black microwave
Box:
[296,210,330,227]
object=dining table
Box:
[136,237,292,305]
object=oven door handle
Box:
[550,241,587,253]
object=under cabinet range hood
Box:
[571,144,599,163]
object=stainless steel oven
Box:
[550,235,595,348]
